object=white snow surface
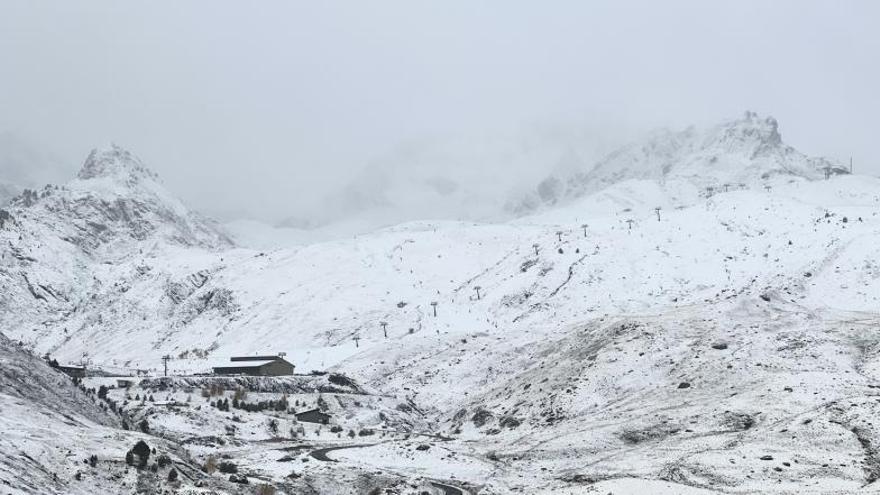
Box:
[2,116,880,493]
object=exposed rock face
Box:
[0,145,234,359]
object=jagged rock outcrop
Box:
[0,145,234,357]
[5,144,232,254]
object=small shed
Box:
[117,379,134,388]
[213,355,295,376]
[295,408,331,424]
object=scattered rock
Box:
[472,408,494,427]
[499,416,522,429]
[722,412,755,431]
[229,474,249,484]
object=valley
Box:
[2,114,880,493]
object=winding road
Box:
[309,443,377,462]
[308,442,469,495]
[429,481,466,495]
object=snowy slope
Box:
[2,115,880,493]
[0,332,244,494]
[0,145,234,366]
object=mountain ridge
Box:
[511,111,850,213]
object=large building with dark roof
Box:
[212,355,294,376]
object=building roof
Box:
[295,408,330,416]
[230,355,283,362]
[213,359,279,369]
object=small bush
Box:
[131,440,150,468]
[218,461,238,474]
[233,388,247,401]
[204,455,217,474]
[257,484,276,495]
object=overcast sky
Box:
[1,1,878,223]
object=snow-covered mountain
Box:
[4,145,231,254]
[0,145,233,367]
[4,115,880,493]
[511,111,850,213]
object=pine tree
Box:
[132,440,150,468]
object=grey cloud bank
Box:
[1,1,877,227]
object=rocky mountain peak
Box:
[704,111,782,156]
[3,144,234,253]
[77,144,159,183]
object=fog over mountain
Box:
[2,1,879,235]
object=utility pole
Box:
[430,301,438,317]
[532,243,539,256]
[161,355,171,377]
[626,219,634,233]
[555,230,563,242]
[654,207,661,222]
[380,321,388,338]
[474,286,482,300]
[353,336,360,348]
[581,224,588,238]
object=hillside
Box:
[2,115,880,493]
[0,332,244,494]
